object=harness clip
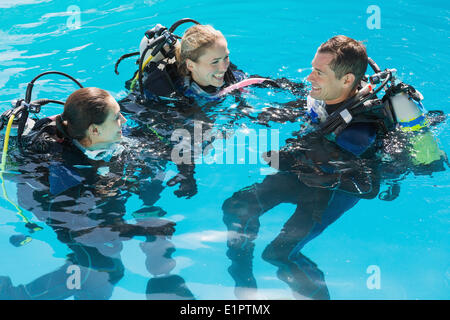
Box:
[339,109,353,124]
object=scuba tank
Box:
[139,24,179,66]
[313,57,446,168]
[0,100,36,138]
[385,80,426,131]
[384,80,443,166]
[114,18,201,98]
[0,71,83,246]
[390,93,423,129]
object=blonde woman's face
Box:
[187,37,230,88]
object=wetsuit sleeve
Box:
[293,159,380,199]
[227,63,306,96]
[247,72,307,97]
[274,129,381,198]
[333,162,380,199]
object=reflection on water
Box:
[1,129,195,299]
[1,75,448,300]
[0,82,305,299]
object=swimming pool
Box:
[0,0,449,300]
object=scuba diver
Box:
[138,22,244,102]
[116,19,307,194]
[116,19,243,106]
[222,35,448,299]
[116,20,246,198]
[0,73,194,299]
[115,18,304,106]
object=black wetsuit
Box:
[1,118,194,300]
[139,61,245,102]
[222,96,383,299]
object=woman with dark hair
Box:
[0,87,194,300]
[60,87,126,147]
[23,87,196,198]
[26,87,126,158]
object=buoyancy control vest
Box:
[306,94,379,157]
[23,116,67,154]
[115,19,276,104]
[306,57,447,168]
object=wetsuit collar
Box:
[195,81,220,94]
[183,76,223,101]
[72,139,124,161]
[325,92,359,115]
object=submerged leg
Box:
[140,234,195,300]
[263,189,361,299]
[261,188,332,299]
[222,172,302,298]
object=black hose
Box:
[25,71,83,103]
[368,57,381,73]
[115,51,140,75]
[169,18,201,33]
[18,71,82,143]
[319,71,392,135]
[138,45,152,98]
[32,99,65,106]
[16,107,29,143]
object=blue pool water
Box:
[0,0,449,300]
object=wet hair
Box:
[318,35,368,90]
[57,87,112,141]
[175,24,225,77]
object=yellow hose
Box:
[130,54,154,91]
[1,114,15,172]
[0,114,42,232]
[141,55,154,71]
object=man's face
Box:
[307,51,351,104]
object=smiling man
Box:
[307,35,368,106]
[304,35,379,158]
[221,36,384,300]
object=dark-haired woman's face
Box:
[90,97,126,147]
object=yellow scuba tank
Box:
[390,91,426,131]
[388,83,443,166]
